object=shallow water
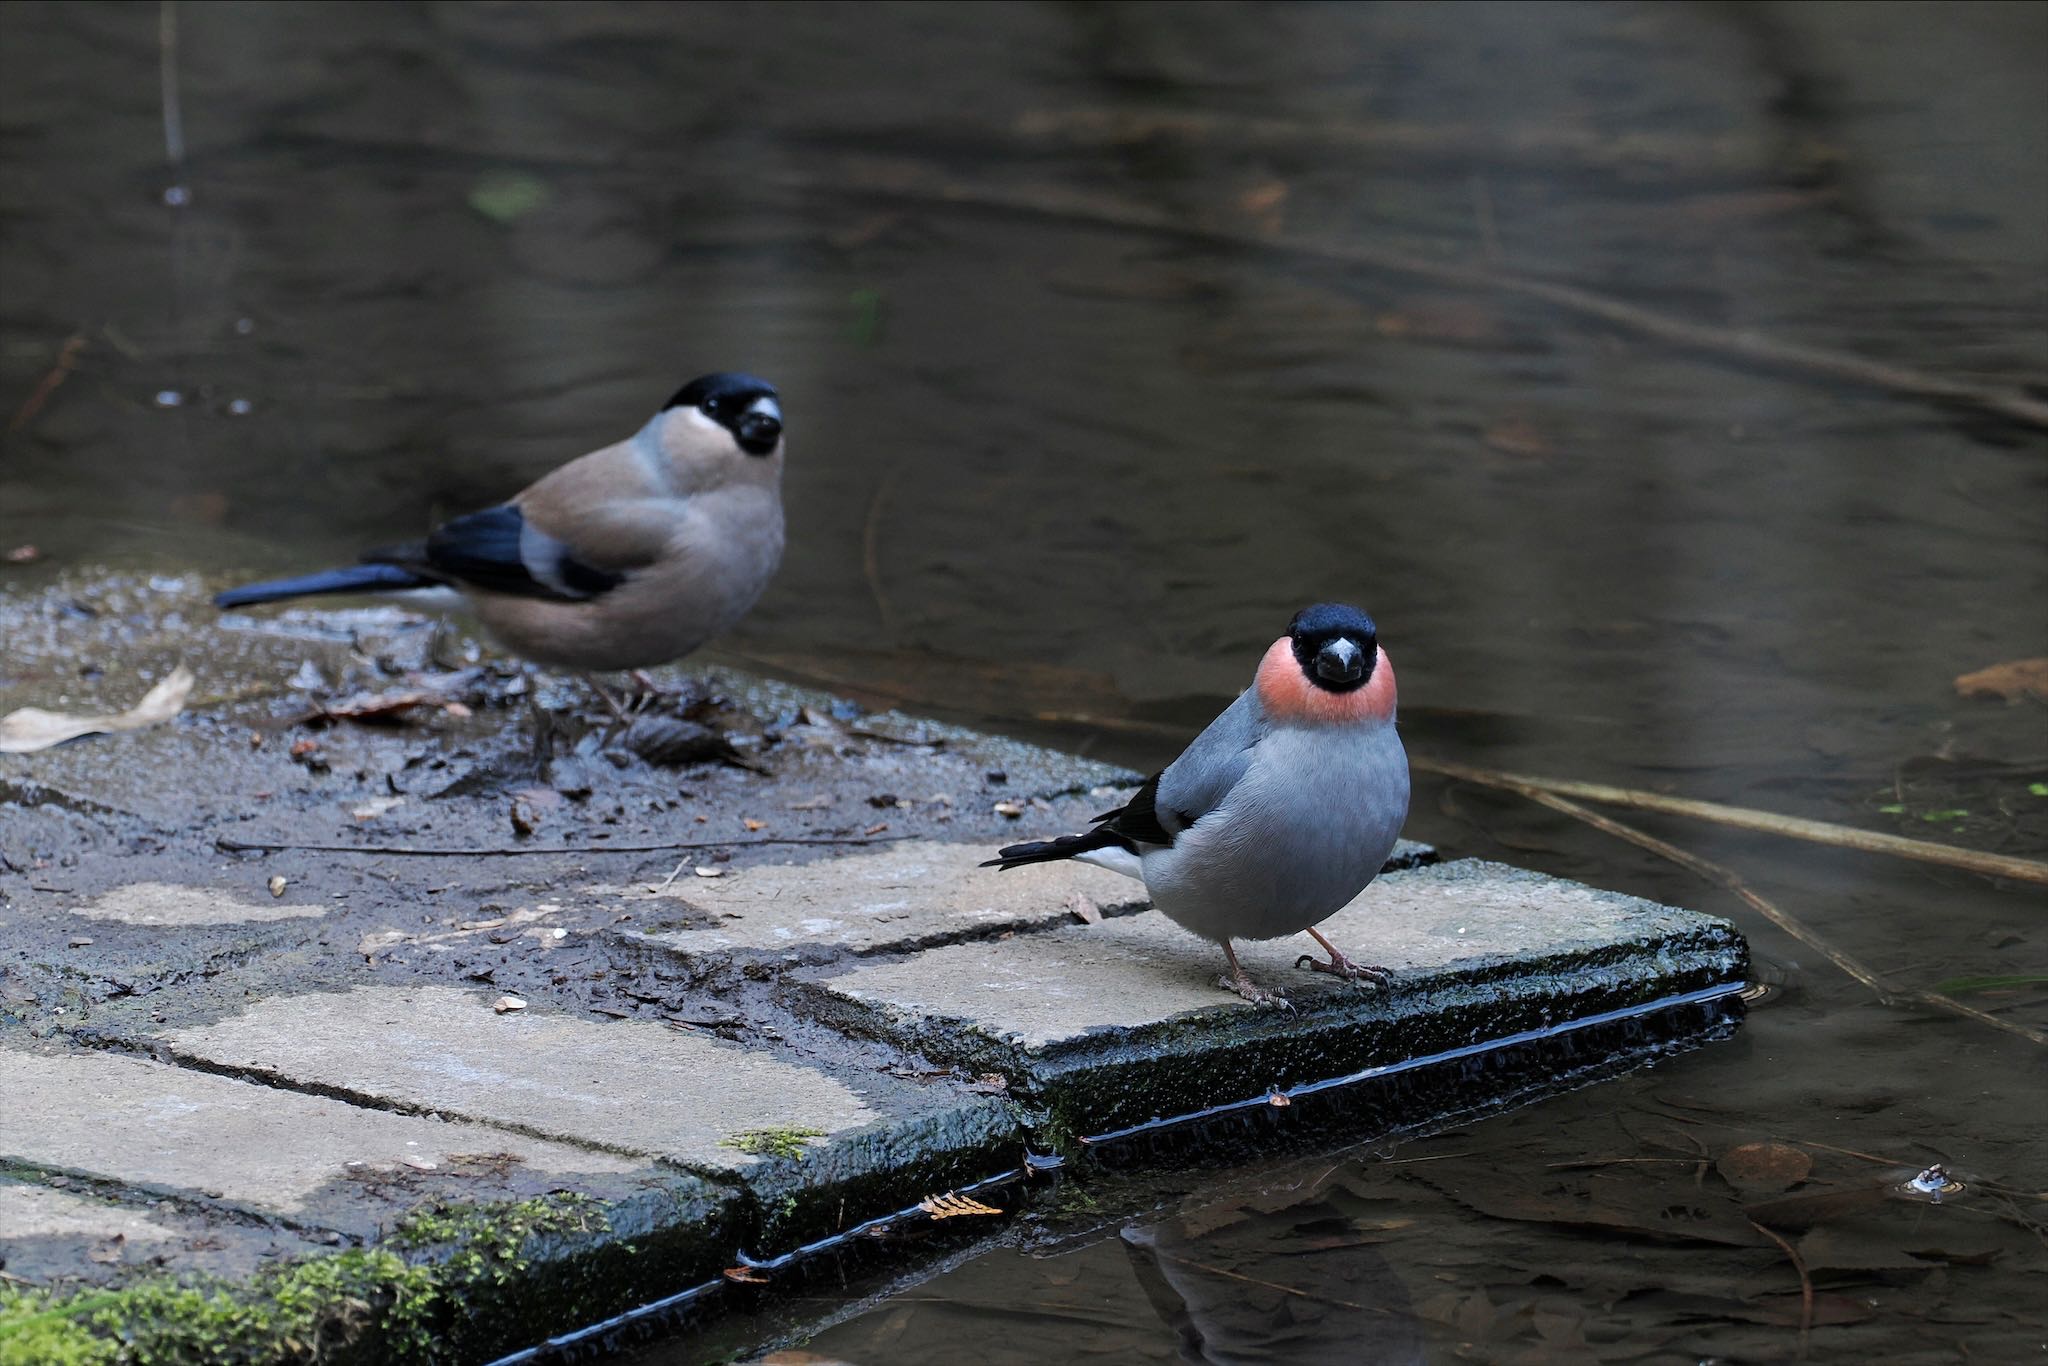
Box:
[3,2,2045,1362]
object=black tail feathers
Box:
[213,563,434,610]
[981,826,1131,870]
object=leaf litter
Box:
[0,664,195,753]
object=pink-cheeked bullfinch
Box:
[987,604,1410,1005]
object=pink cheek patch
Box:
[1256,638,1398,725]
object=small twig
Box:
[1413,756,2048,887]
[1151,1250,1394,1317]
[1489,784,2048,1047]
[649,857,692,892]
[815,167,2048,429]
[6,333,88,436]
[214,834,913,856]
[1749,1218,1814,1351]
[861,465,902,637]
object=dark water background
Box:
[3,2,2044,1361]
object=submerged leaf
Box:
[468,171,549,223]
[1931,974,2048,995]
[1715,1141,1811,1195]
[1953,657,2048,702]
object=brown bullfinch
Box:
[215,373,784,708]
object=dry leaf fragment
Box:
[742,818,766,831]
[321,690,434,723]
[0,664,195,753]
[267,876,288,898]
[493,995,528,1014]
[1954,658,2048,703]
[1483,415,1553,459]
[399,1155,439,1171]
[693,865,725,879]
[68,936,93,948]
[1066,892,1102,924]
[786,794,832,811]
[722,1264,771,1284]
[993,801,1023,818]
[919,1191,1002,1219]
[351,796,405,822]
[357,930,410,959]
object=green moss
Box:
[0,1193,609,1364]
[718,1127,827,1160]
[0,1288,121,1366]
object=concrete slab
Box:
[155,984,1023,1246]
[0,1046,661,1236]
[805,859,1747,1136]
[613,840,1145,963]
[71,881,329,925]
[612,837,1437,966]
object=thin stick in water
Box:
[1411,756,2048,888]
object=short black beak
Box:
[735,413,782,455]
[1315,636,1365,684]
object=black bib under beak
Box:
[1315,636,1365,685]
[735,412,782,455]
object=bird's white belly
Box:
[1139,724,1408,944]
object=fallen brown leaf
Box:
[919,1191,1002,1219]
[1954,657,2048,703]
[0,664,195,753]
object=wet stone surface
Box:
[0,574,1745,1352]
[804,859,1748,1135]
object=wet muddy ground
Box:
[3,1,2045,1362]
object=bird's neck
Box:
[1254,637,1397,727]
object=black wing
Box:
[982,772,1186,871]
[1091,773,1183,847]
[367,505,622,602]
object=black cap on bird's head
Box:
[664,372,782,456]
[1288,602,1378,693]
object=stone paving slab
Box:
[153,984,1024,1246]
[0,1046,669,1237]
[807,859,1747,1135]
[612,836,1438,967]
[612,840,1145,964]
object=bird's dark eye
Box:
[702,398,723,417]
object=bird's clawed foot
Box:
[1218,943,1291,1010]
[1296,928,1392,990]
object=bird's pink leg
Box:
[1216,941,1288,1008]
[580,673,634,723]
[630,669,682,698]
[1296,927,1393,988]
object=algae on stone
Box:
[719,1126,828,1160]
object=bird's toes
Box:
[1216,973,1290,1010]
